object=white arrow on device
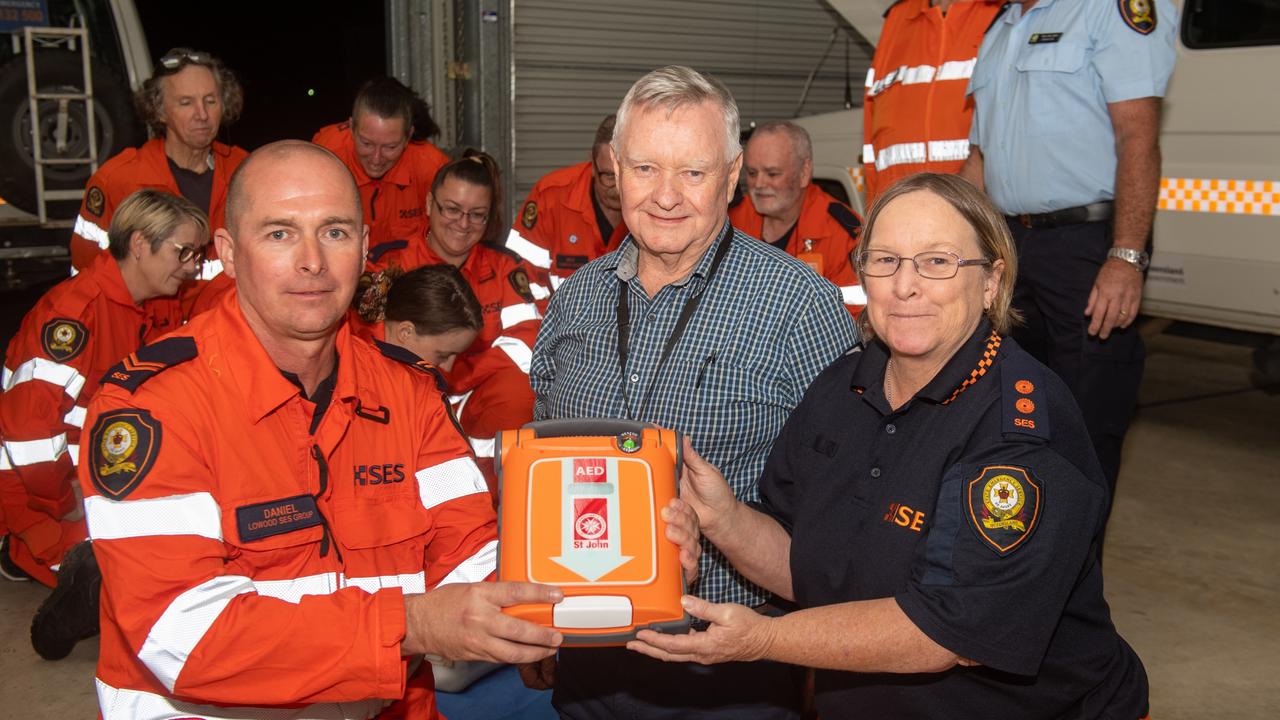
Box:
[551,457,632,582]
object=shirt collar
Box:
[609,219,732,288]
[1005,0,1057,23]
[89,252,143,311]
[850,317,999,406]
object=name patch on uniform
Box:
[89,409,162,500]
[1028,32,1063,44]
[1118,0,1157,35]
[509,268,535,303]
[236,494,323,543]
[86,186,106,217]
[967,465,1041,556]
[555,254,589,270]
[41,318,88,362]
[521,201,538,230]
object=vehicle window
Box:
[1183,0,1280,49]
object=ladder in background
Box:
[23,25,98,226]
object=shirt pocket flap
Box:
[1014,42,1088,74]
[331,495,432,550]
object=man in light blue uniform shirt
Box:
[959,0,1176,527]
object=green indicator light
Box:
[307,88,315,97]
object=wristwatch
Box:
[1107,247,1150,273]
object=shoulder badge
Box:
[509,268,535,303]
[85,186,106,217]
[42,318,88,362]
[967,465,1041,556]
[367,240,409,265]
[88,409,162,500]
[999,348,1051,441]
[827,202,863,242]
[1118,0,1156,35]
[374,339,448,392]
[521,200,538,230]
[100,337,198,394]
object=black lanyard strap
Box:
[616,229,734,417]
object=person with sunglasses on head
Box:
[1,190,208,659]
[69,48,246,288]
[314,77,450,274]
[506,114,628,306]
[628,174,1150,719]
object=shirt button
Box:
[629,373,640,383]
[885,424,896,435]
[870,467,881,478]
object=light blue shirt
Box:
[968,0,1177,214]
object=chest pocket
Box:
[691,360,788,452]
[331,492,432,551]
[1014,41,1090,137]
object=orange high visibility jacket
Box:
[729,184,866,316]
[505,161,627,301]
[0,254,175,582]
[80,290,497,719]
[70,138,247,276]
[862,0,1004,203]
[313,122,450,273]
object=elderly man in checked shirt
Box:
[526,65,856,720]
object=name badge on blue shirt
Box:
[1029,32,1063,44]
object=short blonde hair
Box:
[107,189,209,260]
[856,173,1021,339]
[613,65,740,161]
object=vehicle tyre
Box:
[0,50,143,218]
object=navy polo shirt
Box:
[757,320,1148,718]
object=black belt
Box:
[1010,201,1113,229]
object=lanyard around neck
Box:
[616,230,733,418]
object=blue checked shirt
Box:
[531,221,858,606]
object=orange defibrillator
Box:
[496,419,690,645]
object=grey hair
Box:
[612,65,741,162]
[751,120,813,164]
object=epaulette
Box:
[827,202,863,241]
[486,241,526,264]
[374,340,448,392]
[986,2,1011,34]
[728,185,746,210]
[999,350,1051,442]
[884,0,905,19]
[100,337,198,393]
[367,240,409,264]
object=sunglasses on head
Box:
[159,48,212,70]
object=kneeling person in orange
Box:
[78,142,561,718]
[1,190,208,597]
[730,121,865,316]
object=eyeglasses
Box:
[855,249,992,280]
[593,163,617,189]
[432,197,489,225]
[170,241,207,265]
[159,48,212,71]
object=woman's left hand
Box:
[626,596,777,665]
[661,497,701,585]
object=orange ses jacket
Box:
[0,253,179,585]
[730,183,866,316]
[861,0,1005,203]
[505,161,627,302]
[80,291,497,719]
[70,138,247,276]
[313,122,450,273]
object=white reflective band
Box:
[936,58,976,82]
[874,142,927,171]
[436,539,498,588]
[86,493,223,541]
[197,258,224,281]
[415,456,489,511]
[4,356,88,398]
[69,265,79,277]
[868,140,970,171]
[346,571,427,596]
[492,335,533,374]
[840,285,867,306]
[927,139,971,163]
[470,437,496,459]
[63,405,87,428]
[74,215,110,249]
[252,572,339,603]
[139,575,256,692]
[500,302,541,329]
[549,274,566,290]
[866,58,976,97]
[862,144,875,165]
[449,389,475,419]
[505,230,552,269]
[3,434,69,466]
[1158,177,1280,216]
[864,67,875,89]
[530,282,551,300]
[94,677,387,720]
[68,443,79,467]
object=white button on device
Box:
[553,595,634,629]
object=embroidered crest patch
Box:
[967,465,1041,556]
[85,186,106,217]
[89,409,162,500]
[1119,0,1157,35]
[509,268,535,303]
[521,200,538,230]
[41,318,88,362]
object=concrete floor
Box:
[0,332,1277,718]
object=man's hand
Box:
[404,582,563,663]
[1085,259,1143,339]
[661,495,701,585]
[678,437,741,542]
[626,595,777,665]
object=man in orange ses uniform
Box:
[313,76,450,273]
[861,0,1004,204]
[506,115,627,300]
[730,121,865,316]
[76,142,561,719]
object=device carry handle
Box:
[524,418,655,439]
